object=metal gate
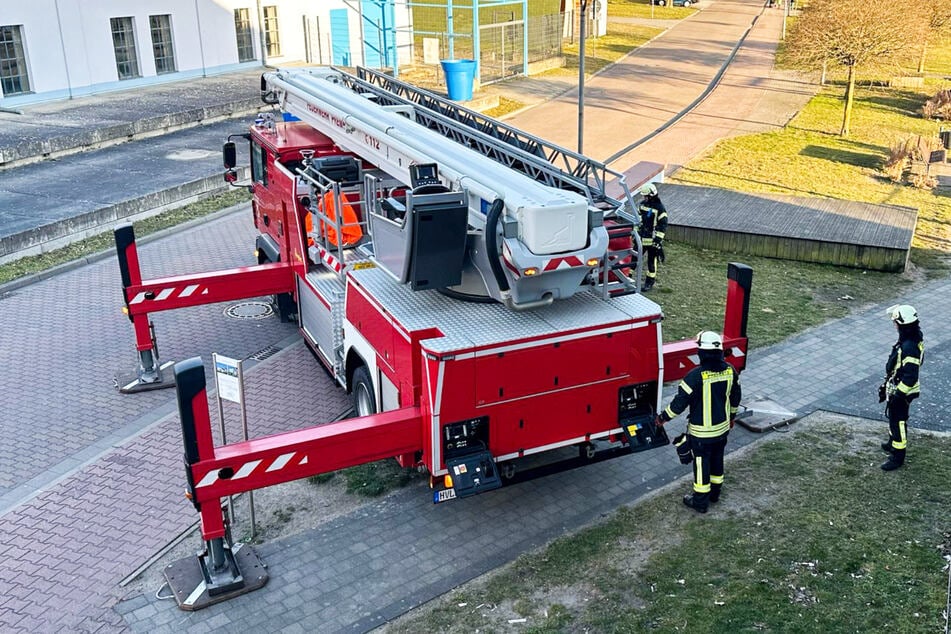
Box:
[478,19,524,85]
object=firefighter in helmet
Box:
[656,331,741,513]
[878,304,924,471]
[637,183,667,291]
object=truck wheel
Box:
[352,366,377,417]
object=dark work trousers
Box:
[690,434,729,506]
[886,394,915,464]
[644,243,659,280]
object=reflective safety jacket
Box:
[886,337,924,397]
[637,196,668,246]
[663,360,741,438]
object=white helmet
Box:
[886,304,918,324]
[639,183,657,197]
[696,331,723,351]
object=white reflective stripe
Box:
[179,284,200,298]
[183,581,207,606]
[267,453,295,472]
[197,471,219,488]
[688,354,699,365]
[156,288,175,301]
[233,459,262,479]
[299,455,308,465]
[730,347,745,357]
[130,292,148,304]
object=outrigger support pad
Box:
[113,224,177,393]
[163,541,268,611]
[115,350,176,393]
[163,358,268,610]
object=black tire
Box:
[352,366,377,417]
[257,251,297,323]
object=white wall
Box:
[0,0,373,106]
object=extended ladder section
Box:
[263,66,640,306]
[350,66,637,217]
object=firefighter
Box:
[656,331,741,513]
[637,183,667,291]
[878,304,924,471]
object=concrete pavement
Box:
[0,68,263,169]
[1,0,947,632]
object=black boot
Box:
[881,449,905,471]
[881,441,894,453]
[682,494,708,513]
[642,277,655,291]
[709,483,722,504]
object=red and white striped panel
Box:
[317,246,343,273]
[195,451,309,489]
[543,255,584,271]
[129,284,209,304]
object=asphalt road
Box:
[0,120,245,240]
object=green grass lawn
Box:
[673,83,951,269]
[653,243,899,346]
[384,416,951,633]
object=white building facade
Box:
[0,0,414,108]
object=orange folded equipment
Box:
[309,190,363,247]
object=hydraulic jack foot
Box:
[115,359,176,393]
[163,542,268,611]
[116,348,176,393]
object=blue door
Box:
[329,9,350,66]
[361,0,396,68]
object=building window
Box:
[111,17,140,80]
[149,15,176,74]
[234,8,255,62]
[263,6,281,57]
[0,25,31,96]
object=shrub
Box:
[921,89,951,120]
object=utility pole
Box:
[256,0,268,66]
[577,0,588,154]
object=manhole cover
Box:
[166,149,219,161]
[224,301,273,320]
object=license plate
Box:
[352,261,376,270]
[433,488,457,504]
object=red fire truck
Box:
[114,67,751,599]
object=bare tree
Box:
[785,0,928,136]
[918,0,951,72]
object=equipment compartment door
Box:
[474,331,630,406]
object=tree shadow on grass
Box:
[799,144,880,169]
[860,89,929,116]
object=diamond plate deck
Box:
[349,267,662,354]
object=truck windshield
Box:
[251,142,267,186]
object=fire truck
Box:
[113,66,752,600]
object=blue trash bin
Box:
[440,59,477,101]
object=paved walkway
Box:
[0,0,947,632]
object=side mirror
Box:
[223,142,237,169]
